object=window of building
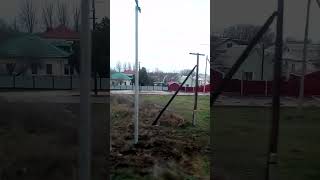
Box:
[31,63,38,75]
[46,64,52,75]
[64,65,70,75]
[243,72,253,80]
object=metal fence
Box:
[0,75,168,91]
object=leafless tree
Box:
[127,62,132,71]
[116,61,122,72]
[10,17,20,32]
[42,0,55,30]
[123,63,127,71]
[73,6,80,32]
[19,0,37,33]
[57,1,69,26]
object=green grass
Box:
[141,95,320,180]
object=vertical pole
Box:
[92,0,98,95]
[134,5,139,144]
[100,76,102,90]
[13,74,16,88]
[261,43,265,80]
[204,56,208,93]
[79,0,91,179]
[266,0,283,179]
[241,72,244,96]
[70,75,73,89]
[52,75,55,89]
[299,0,311,109]
[265,80,268,97]
[193,55,200,126]
[32,76,35,89]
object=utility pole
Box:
[79,0,91,179]
[91,0,98,95]
[189,52,205,126]
[204,56,209,93]
[299,0,311,110]
[134,0,141,144]
[266,0,283,179]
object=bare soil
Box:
[111,95,209,179]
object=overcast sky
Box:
[0,0,108,31]
[2,1,320,73]
[212,0,320,41]
[110,0,210,74]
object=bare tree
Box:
[123,63,127,71]
[116,61,122,72]
[57,1,69,26]
[42,0,55,30]
[19,0,37,33]
[128,62,132,71]
[73,6,80,32]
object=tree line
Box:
[3,0,82,33]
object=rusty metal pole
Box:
[266,0,283,179]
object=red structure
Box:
[40,25,80,41]
[167,82,180,91]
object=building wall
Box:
[0,58,69,76]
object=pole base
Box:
[192,110,197,126]
[266,153,279,180]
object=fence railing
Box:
[0,75,168,91]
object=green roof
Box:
[0,34,70,58]
[111,72,132,80]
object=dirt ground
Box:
[110,95,209,179]
[0,97,107,180]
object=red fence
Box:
[211,70,320,97]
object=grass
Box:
[142,95,320,180]
[0,101,108,180]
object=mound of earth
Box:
[111,95,207,179]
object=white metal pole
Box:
[79,0,91,179]
[299,0,311,109]
[134,4,140,144]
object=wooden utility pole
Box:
[298,0,311,109]
[266,0,283,179]
[204,56,209,93]
[189,52,205,126]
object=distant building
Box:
[0,34,71,76]
[122,69,135,79]
[213,36,320,81]
[212,36,275,81]
[111,72,132,86]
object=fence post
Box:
[52,76,55,89]
[13,74,16,88]
[32,76,35,89]
[70,75,73,89]
[241,77,244,96]
[265,80,268,96]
